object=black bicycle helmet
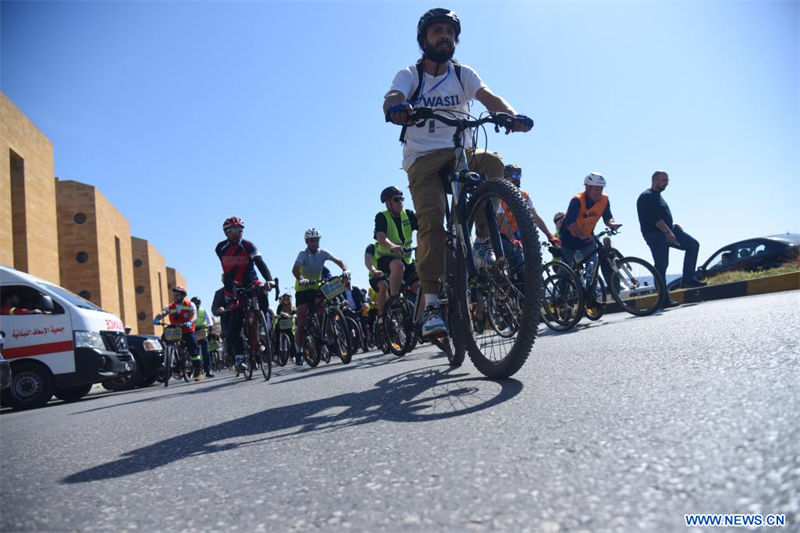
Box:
[417,8,461,48]
[380,186,403,203]
[504,164,522,179]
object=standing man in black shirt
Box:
[637,170,706,307]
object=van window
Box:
[1,284,65,315]
[38,282,103,312]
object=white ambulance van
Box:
[0,265,135,409]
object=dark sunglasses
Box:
[391,196,404,202]
[510,172,521,179]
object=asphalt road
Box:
[1,291,798,532]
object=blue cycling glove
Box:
[385,103,408,122]
[514,114,534,129]
[152,318,159,325]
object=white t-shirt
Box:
[387,61,486,170]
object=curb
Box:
[673,271,799,305]
[599,271,799,315]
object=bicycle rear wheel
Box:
[609,256,665,316]
[456,178,542,378]
[540,261,583,332]
[442,232,467,367]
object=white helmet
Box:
[584,172,607,187]
[304,228,322,240]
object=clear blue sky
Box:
[3,0,797,307]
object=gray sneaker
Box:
[422,306,447,337]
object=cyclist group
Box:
[159,8,704,381]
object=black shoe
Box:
[295,357,303,366]
[205,373,215,378]
[681,277,707,289]
[660,299,680,309]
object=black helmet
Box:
[504,164,522,180]
[417,8,461,48]
[380,185,403,203]
[191,297,201,305]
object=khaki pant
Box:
[407,147,504,294]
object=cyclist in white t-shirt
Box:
[383,8,533,337]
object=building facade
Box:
[2,92,190,332]
[1,92,60,282]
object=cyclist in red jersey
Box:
[215,217,275,371]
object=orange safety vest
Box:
[500,190,532,235]
[574,191,608,236]
[168,300,195,333]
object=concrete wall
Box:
[0,92,59,282]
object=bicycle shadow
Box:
[62,364,522,484]
[69,348,438,415]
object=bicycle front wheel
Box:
[328,308,352,364]
[383,296,414,357]
[255,310,272,381]
[609,256,665,316]
[276,331,291,366]
[162,344,175,387]
[303,321,321,367]
[456,178,542,378]
[540,261,583,332]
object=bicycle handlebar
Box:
[409,108,525,132]
[595,227,621,239]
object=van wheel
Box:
[0,361,54,410]
[53,383,93,403]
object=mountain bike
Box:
[571,229,665,317]
[402,107,542,378]
[233,279,279,381]
[300,276,353,367]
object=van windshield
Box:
[39,283,104,311]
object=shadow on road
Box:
[62,363,522,484]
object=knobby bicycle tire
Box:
[609,256,665,316]
[456,178,542,378]
[540,260,584,332]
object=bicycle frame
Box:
[570,230,617,288]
